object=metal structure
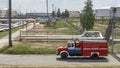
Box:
[104,7,120,53]
[19,30,120,44]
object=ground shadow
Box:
[56,57,108,63]
[111,54,120,62]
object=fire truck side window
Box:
[68,43,74,48]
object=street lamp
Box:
[8,0,12,47]
[46,0,48,17]
[46,0,49,42]
[46,0,49,26]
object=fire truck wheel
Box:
[61,52,68,59]
[91,53,99,59]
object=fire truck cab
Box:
[57,40,108,59]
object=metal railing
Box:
[19,30,80,41]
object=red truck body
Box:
[57,40,108,59]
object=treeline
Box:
[52,8,69,18]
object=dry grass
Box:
[0,40,68,54]
[22,22,78,35]
[13,40,67,50]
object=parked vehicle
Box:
[79,31,104,40]
[57,40,108,59]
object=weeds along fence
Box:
[19,30,81,41]
[65,20,84,34]
[20,30,80,35]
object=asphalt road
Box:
[0,54,120,65]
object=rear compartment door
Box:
[74,48,82,55]
[74,43,82,55]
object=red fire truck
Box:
[57,40,108,59]
[57,7,120,59]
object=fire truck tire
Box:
[91,53,99,59]
[61,52,68,59]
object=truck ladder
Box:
[104,20,115,42]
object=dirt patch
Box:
[57,28,68,30]
[35,24,45,30]
[23,24,74,35]
[94,23,107,29]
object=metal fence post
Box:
[111,22,115,54]
[26,22,28,35]
[19,30,22,41]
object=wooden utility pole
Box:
[46,0,49,26]
[9,0,12,47]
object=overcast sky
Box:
[0,0,119,13]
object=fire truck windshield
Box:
[67,43,74,48]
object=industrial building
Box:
[94,6,120,19]
[69,11,80,18]
[0,8,18,17]
[26,13,52,24]
[94,7,110,19]
[26,13,52,18]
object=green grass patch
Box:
[115,36,120,39]
[45,20,67,29]
[44,20,79,35]
[0,46,9,53]
[45,20,77,31]
[0,45,56,55]
[95,19,109,25]
[66,23,77,31]
[113,44,120,54]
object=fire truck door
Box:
[68,43,75,56]
[75,43,82,55]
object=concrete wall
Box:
[69,11,80,18]
[95,7,120,19]
[94,9,110,19]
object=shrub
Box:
[0,46,56,55]
[0,46,9,53]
